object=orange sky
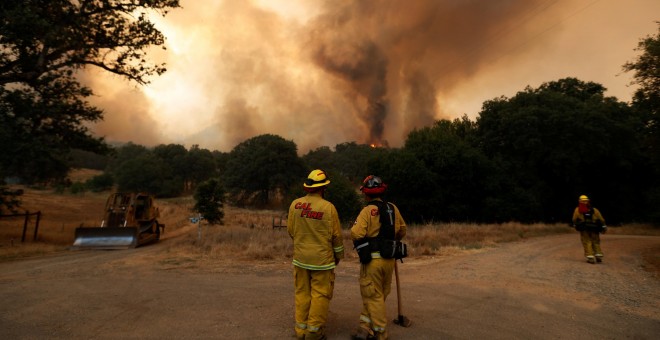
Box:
[86,0,660,153]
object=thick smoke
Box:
[85,0,659,152]
[310,37,389,144]
[305,0,560,145]
[79,69,164,146]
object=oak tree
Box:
[0,0,180,209]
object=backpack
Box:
[354,201,408,263]
[577,207,603,232]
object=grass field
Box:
[1,172,658,262]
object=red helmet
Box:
[360,175,387,195]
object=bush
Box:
[69,182,87,194]
[85,173,114,192]
[194,178,226,225]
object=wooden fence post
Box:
[21,211,29,242]
[33,211,41,241]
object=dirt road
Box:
[1,234,658,339]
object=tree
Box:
[0,0,180,208]
[623,22,660,118]
[364,116,494,223]
[105,142,150,174]
[185,145,217,192]
[212,150,230,177]
[153,143,188,192]
[477,78,646,223]
[403,116,492,222]
[114,153,173,196]
[110,144,187,197]
[0,75,107,184]
[319,170,362,225]
[302,146,336,174]
[85,173,114,192]
[153,143,188,162]
[194,178,225,225]
[224,134,305,207]
[623,22,660,223]
[302,142,389,186]
[0,0,179,86]
[333,142,388,184]
[68,149,110,170]
[367,148,438,223]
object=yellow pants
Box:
[580,230,603,258]
[294,266,335,339]
[358,257,395,337]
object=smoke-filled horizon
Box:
[86,0,660,153]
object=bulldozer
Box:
[72,192,165,249]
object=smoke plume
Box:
[304,0,548,145]
[84,0,660,152]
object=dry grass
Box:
[0,188,107,246]
[163,206,292,262]
[606,223,660,236]
[405,222,572,256]
[2,184,658,263]
[163,218,660,264]
[403,222,660,256]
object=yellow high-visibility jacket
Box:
[351,198,406,249]
[288,192,344,270]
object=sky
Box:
[85,0,660,153]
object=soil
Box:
[1,233,658,339]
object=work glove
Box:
[335,258,340,266]
[601,225,607,234]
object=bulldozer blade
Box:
[393,314,412,327]
[72,227,139,249]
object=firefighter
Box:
[572,195,607,264]
[288,169,344,340]
[351,175,407,340]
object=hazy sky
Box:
[85,0,660,153]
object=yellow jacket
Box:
[351,198,406,244]
[572,207,605,226]
[288,192,344,270]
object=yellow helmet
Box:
[579,195,589,202]
[304,169,330,188]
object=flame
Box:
[369,140,389,148]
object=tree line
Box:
[65,78,660,227]
[62,135,363,225]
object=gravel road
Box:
[1,234,658,339]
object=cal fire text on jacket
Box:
[294,202,325,220]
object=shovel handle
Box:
[393,261,412,327]
[394,260,402,315]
